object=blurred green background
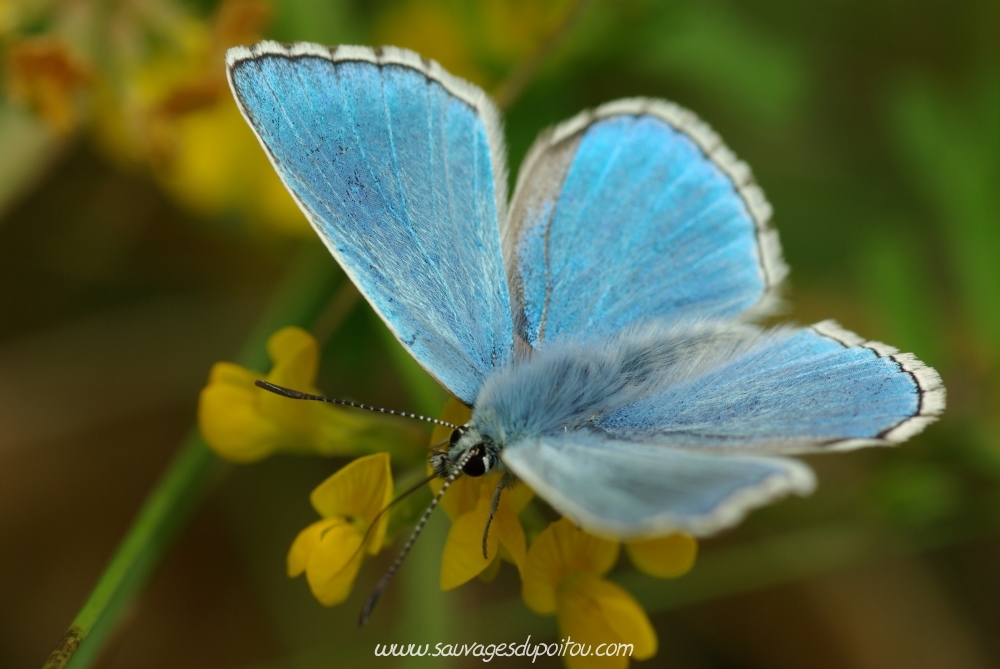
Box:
[2,0,999,667]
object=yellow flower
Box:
[624,533,697,579]
[287,453,393,606]
[427,400,533,591]
[436,469,533,590]
[156,96,306,234]
[522,518,657,669]
[198,326,420,462]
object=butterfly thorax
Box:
[431,322,787,481]
[430,328,676,480]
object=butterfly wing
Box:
[227,42,513,404]
[595,320,945,453]
[501,430,815,538]
[504,98,786,348]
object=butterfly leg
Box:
[482,471,517,559]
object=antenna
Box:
[357,449,475,626]
[255,380,460,429]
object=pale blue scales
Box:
[499,431,815,538]
[229,45,513,405]
[595,326,920,450]
[512,114,770,347]
[227,42,945,539]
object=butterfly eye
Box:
[449,427,466,447]
[461,445,489,477]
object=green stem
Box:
[45,241,342,669]
[52,435,219,669]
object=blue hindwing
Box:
[596,321,946,452]
[498,320,944,537]
[500,430,815,538]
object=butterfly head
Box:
[430,424,500,479]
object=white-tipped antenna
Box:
[255,380,460,429]
[358,449,474,626]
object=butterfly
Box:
[227,41,944,563]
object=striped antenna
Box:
[357,449,474,626]
[255,380,460,429]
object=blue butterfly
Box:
[227,42,944,549]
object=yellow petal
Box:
[309,453,393,553]
[208,360,258,386]
[304,520,365,606]
[158,92,309,233]
[198,329,319,462]
[430,467,535,521]
[521,518,620,615]
[504,479,534,514]
[287,518,342,577]
[432,470,496,519]
[267,327,318,386]
[625,533,697,579]
[198,363,282,462]
[557,573,658,669]
[440,497,498,591]
[494,500,526,570]
[258,327,319,419]
[439,478,529,590]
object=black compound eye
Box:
[462,453,487,477]
[461,444,489,477]
[449,427,465,447]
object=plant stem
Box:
[45,241,341,669]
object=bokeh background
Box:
[2,0,999,667]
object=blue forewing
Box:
[228,42,513,405]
